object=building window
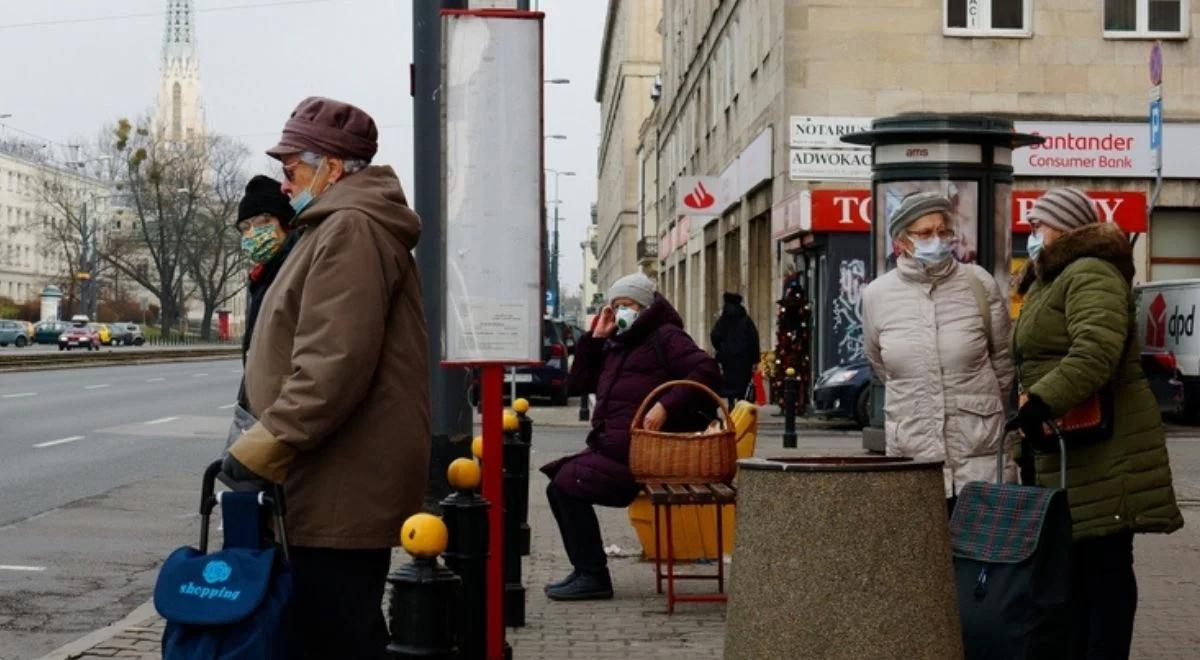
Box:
[945,0,1031,36]
[1104,0,1188,38]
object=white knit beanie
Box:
[606,273,656,308]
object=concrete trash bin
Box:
[724,456,962,660]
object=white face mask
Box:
[614,306,640,333]
[1026,231,1045,260]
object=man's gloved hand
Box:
[221,452,271,488]
[1006,394,1055,450]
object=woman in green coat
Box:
[1009,187,1183,659]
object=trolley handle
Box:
[197,459,290,561]
[997,420,1067,490]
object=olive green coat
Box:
[1013,222,1182,541]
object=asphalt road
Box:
[0,360,241,659]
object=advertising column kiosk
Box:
[842,114,1043,452]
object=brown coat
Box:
[229,165,431,550]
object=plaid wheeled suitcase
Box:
[949,426,1073,660]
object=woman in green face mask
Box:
[234,176,297,405]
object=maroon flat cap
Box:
[266,96,379,161]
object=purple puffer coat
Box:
[540,294,721,506]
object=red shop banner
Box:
[1012,190,1147,233]
[810,189,872,232]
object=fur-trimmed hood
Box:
[1015,222,1135,295]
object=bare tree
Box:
[100,117,208,335]
[28,153,114,319]
[184,136,250,339]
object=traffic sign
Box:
[1149,41,1163,86]
[1150,99,1163,170]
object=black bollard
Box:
[513,403,533,557]
[386,556,462,659]
[577,391,590,421]
[441,483,490,659]
[501,415,528,627]
[783,368,798,449]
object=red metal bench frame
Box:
[644,483,737,614]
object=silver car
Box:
[0,320,32,347]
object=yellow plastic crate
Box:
[628,401,758,560]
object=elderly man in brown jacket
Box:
[223,96,430,659]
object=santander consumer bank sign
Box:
[1014,121,1158,178]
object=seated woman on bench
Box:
[540,273,720,601]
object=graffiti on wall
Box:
[833,258,867,363]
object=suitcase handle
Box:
[198,459,290,561]
[997,421,1066,489]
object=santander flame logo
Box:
[1147,293,1167,349]
[683,181,716,210]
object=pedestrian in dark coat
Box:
[1009,188,1183,658]
[710,291,761,407]
[541,272,720,601]
[234,176,297,409]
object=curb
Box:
[0,349,239,373]
[34,601,157,660]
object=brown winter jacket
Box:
[228,165,431,550]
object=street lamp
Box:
[0,114,12,120]
[544,78,570,85]
[546,134,568,140]
[544,168,575,318]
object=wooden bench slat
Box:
[710,483,736,502]
[643,482,736,505]
[665,484,692,504]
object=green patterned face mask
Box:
[241,224,283,264]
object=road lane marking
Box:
[218,403,236,410]
[144,416,179,426]
[0,565,46,572]
[34,436,85,448]
[84,384,111,390]
[146,378,166,383]
[192,373,209,378]
[1,392,37,399]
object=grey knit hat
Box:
[607,272,656,308]
[1027,187,1099,232]
[887,192,955,240]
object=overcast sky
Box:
[0,0,604,295]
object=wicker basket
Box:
[629,380,737,484]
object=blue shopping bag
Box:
[154,460,293,659]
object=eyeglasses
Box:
[280,161,303,183]
[906,228,956,241]
[237,213,276,234]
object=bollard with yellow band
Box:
[385,514,461,659]
[440,458,489,659]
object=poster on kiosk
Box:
[441,9,544,660]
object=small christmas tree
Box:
[771,272,812,409]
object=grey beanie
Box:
[887,192,954,240]
[1028,187,1099,233]
[607,272,656,308]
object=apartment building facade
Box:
[633,0,1200,388]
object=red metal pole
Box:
[481,365,505,659]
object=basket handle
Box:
[630,379,734,433]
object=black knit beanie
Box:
[236,175,295,227]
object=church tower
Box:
[155,0,205,144]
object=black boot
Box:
[543,571,578,594]
[546,570,613,601]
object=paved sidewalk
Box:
[42,411,1200,659]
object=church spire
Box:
[155,0,205,144]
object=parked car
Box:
[34,320,68,344]
[811,359,873,428]
[121,323,146,346]
[107,323,131,346]
[60,316,100,351]
[472,318,574,406]
[89,323,112,346]
[0,320,32,347]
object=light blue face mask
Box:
[911,236,953,265]
[288,158,327,216]
[1026,231,1045,261]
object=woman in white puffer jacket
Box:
[862,192,1016,513]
